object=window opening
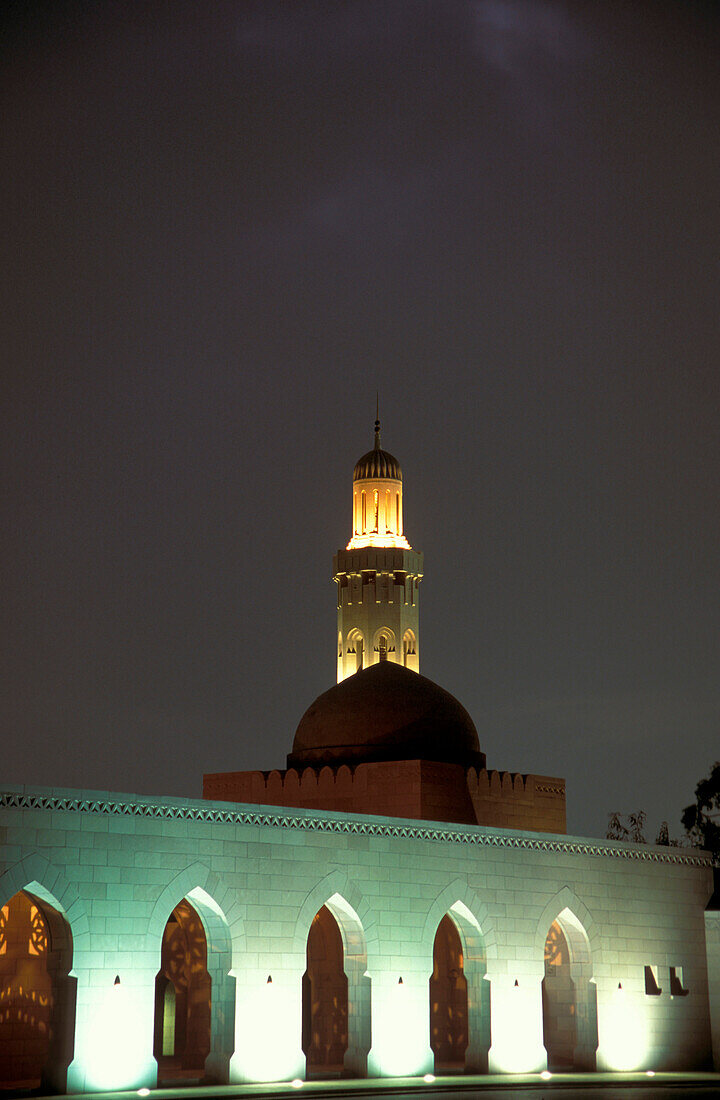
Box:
[669,967,689,997]
[644,965,662,996]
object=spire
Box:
[374,393,381,450]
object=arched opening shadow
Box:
[430,915,468,1072]
[542,907,598,1071]
[0,888,76,1093]
[152,886,234,1085]
[429,901,489,1074]
[301,892,370,1078]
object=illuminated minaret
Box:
[333,417,423,682]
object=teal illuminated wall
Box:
[0,786,715,1091]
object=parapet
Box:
[203,760,566,833]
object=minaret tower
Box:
[334,417,423,682]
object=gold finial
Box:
[374,392,380,449]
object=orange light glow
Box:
[346,532,411,550]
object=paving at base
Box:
[23,1074,720,1100]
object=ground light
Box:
[291,1080,303,1089]
[423,1074,435,1083]
[540,1070,552,1080]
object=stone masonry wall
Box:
[0,785,715,1091]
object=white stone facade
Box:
[0,785,715,1091]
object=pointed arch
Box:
[536,887,598,1071]
[294,870,376,958]
[148,863,240,1083]
[0,852,89,950]
[147,862,243,949]
[0,854,83,1092]
[421,879,495,964]
[295,872,373,1077]
[372,627,396,662]
[347,629,365,674]
[422,880,493,1073]
[402,629,417,668]
[534,886,600,965]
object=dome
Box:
[288,662,485,770]
[353,447,402,481]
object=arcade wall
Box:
[0,784,715,1092]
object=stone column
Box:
[464,970,491,1073]
[230,968,305,1084]
[344,956,371,1076]
[487,971,546,1075]
[67,968,157,1092]
[367,970,434,1078]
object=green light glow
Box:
[81,981,152,1091]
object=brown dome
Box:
[353,447,402,481]
[288,662,485,770]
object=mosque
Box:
[0,421,718,1093]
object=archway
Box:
[372,627,396,666]
[295,878,372,1079]
[153,898,211,1083]
[423,894,491,1075]
[347,630,364,674]
[303,905,348,1077]
[0,890,75,1091]
[402,629,417,669]
[430,914,468,1073]
[542,908,598,1071]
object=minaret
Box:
[333,418,423,682]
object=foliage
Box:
[606,810,647,844]
[606,811,681,847]
[681,760,720,861]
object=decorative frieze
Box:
[0,791,711,868]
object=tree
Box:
[606,810,647,844]
[606,811,680,847]
[682,761,720,862]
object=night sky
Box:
[2,1,718,841]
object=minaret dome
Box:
[347,418,410,551]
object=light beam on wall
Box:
[232,974,303,1083]
[599,982,648,1071]
[369,974,432,1077]
[488,977,546,1074]
[81,977,150,1091]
